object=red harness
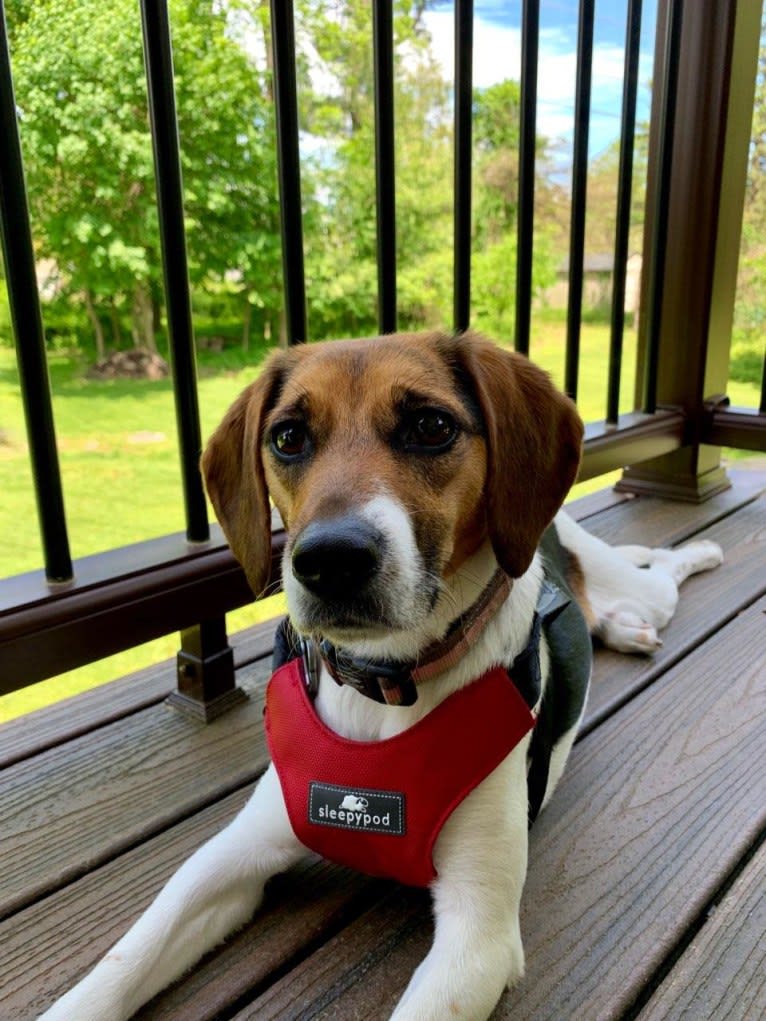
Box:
[265,658,536,888]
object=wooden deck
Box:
[2,467,765,1021]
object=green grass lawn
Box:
[1,324,762,722]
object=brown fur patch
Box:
[562,547,598,631]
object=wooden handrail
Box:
[0,415,691,695]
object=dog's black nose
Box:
[291,517,383,599]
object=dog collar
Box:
[299,568,513,707]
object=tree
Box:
[294,4,555,340]
[293,0,453,338]
[473,79,521,244]
[7,0,281,353]
[584,124,649,258]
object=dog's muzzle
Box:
[291,516,384,601]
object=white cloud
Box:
[422,9,653,161]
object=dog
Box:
[40,331,723,1021]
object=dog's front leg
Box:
[39,764,305,1021]
[390,749,529,1021]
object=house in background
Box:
[544,252,642,322]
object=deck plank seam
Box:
[0,692,173,771]
[0,648,275,771]
[207,881,403,1021]
[0,769,264,925]
[580,586,766,740]
[621,822,766,1021]
[664,490,766,547]
[580,588,766,739]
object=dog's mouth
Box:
[296,599,400,638]
[284,562,445,654]
[282,503,442,639]
[287,581,439,644]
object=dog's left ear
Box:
[450,331,583,578]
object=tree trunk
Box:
[109,299,123,348]
[242,298,253,352]
[132,285,157,351]
[83,289,106,361]
[278,306,288,349]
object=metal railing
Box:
[1,0,764,711]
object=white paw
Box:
[651,540,724,586]
[600,610,663,654]
[680,540,724,572]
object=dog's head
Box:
[202,331,582,646]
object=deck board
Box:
[0,789,251,1019]
[0,619,277,771]
[231,889,430,1021]
[585,490,766,728]
[636,841,766,1021]
[1,473,765,1021]
[0,657,271,919]
[581,465,766,547]
[496,594,766,1021]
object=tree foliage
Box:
[2,0,656,357]
[7,0,279,352]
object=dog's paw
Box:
[600,610,663,654]
[680,540,724,572]
[652,540,724,582]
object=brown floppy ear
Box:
[201,353,286,596]
[452,331,583,578]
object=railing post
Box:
[453,0,473,333]
[0,3,73,584]
[619,0,761,501]
[173,619,241,723]
[140,0,244,718]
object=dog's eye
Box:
[271,421,308,460]
[403,409,458,452]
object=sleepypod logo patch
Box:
[308,782,405,836]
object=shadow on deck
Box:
[2,466,765,1021]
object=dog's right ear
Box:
[201,354,286,596]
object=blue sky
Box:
[425,0,659,162]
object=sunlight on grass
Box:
[0,348,266,574]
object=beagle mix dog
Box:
[41,331,723,1021]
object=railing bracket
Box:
[166,685,248,724]
[166,619,247,723]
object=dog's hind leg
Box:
[597,539,722,653]
[643,540,724,585]
[612,543,655,566]
[38,765,306,1021]
[554,511,723,655]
